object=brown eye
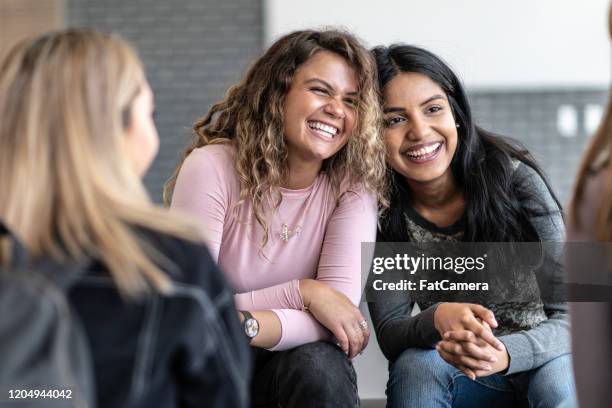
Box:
[344,98,357,107]
[385,116,405,127]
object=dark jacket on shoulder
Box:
[68,229,250,408]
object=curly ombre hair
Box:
[164,29,388,246]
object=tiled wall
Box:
[68,0,264,202]
[470,89,608,204]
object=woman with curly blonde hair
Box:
[165,29,387,407]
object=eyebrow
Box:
[383,94,446,114]
[304,78,358,96]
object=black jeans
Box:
[251,341,359,408]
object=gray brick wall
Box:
[469,89,608,204]
[68,0,263,202]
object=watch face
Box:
[245,318,259,338]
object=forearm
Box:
[238,310,282,349]
[234,280,304,310]
[369,301,441,361]
[498,310,570,375]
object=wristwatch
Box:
[240,310,259,341]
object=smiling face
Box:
[282,50,358,171]
[382,72,458,186]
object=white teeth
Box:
[406,142,441,158]
[308,121,339,138]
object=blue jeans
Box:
[387,348,575,408]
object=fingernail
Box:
[496,342,504,351]
[489,356,497,363]
[484,365,492,370]
[492,318,498,327]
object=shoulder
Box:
[570,168,607,239]
[512,161,559,212]
[138,228,224,290]
[185,143,236,173]
[176,143,239,199]
[336,181,378,213]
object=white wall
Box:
[264,0,610,90]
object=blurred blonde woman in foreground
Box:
[0,29,249,408]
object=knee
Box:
[390,348,452,383]
[279,341,356,393]
[528,354,575,407]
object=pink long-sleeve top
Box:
[171,143,377,350]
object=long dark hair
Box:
[373,44,561,242]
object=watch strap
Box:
[240,310,254,322]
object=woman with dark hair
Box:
[369,44,574,407]
[166,29,388,407]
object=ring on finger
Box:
[359,319,368,331]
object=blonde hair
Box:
[0,29,200,298]
[164,29,389,247]
[569,5,612,240]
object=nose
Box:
[406,115,429,140]
[323,97,346,119]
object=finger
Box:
[441,334,496,362]
[443,330,489,348]
[443,330,477,343]
[435,344,456,366]
[465,321,504,351]
[438,340,469,357]
[358,319,371,352]
[460,341,497,363]
[455,353,493,372]
[438,339,493,363]
[333,326,349,355]
[456,364,477,381]
[439,345,492,371]
[469,304,498,328]
[436,346,463,368]
[344,323,364,359]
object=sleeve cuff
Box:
[499,332,534,375]
[420,303,443,347]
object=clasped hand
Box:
[433,302,509,380]
[300,279,369,359]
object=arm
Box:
[171,146,228,261]
[567,169,611,406]
[368,228,442,361]
[498,163,570,375]
[268,188,378,351]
